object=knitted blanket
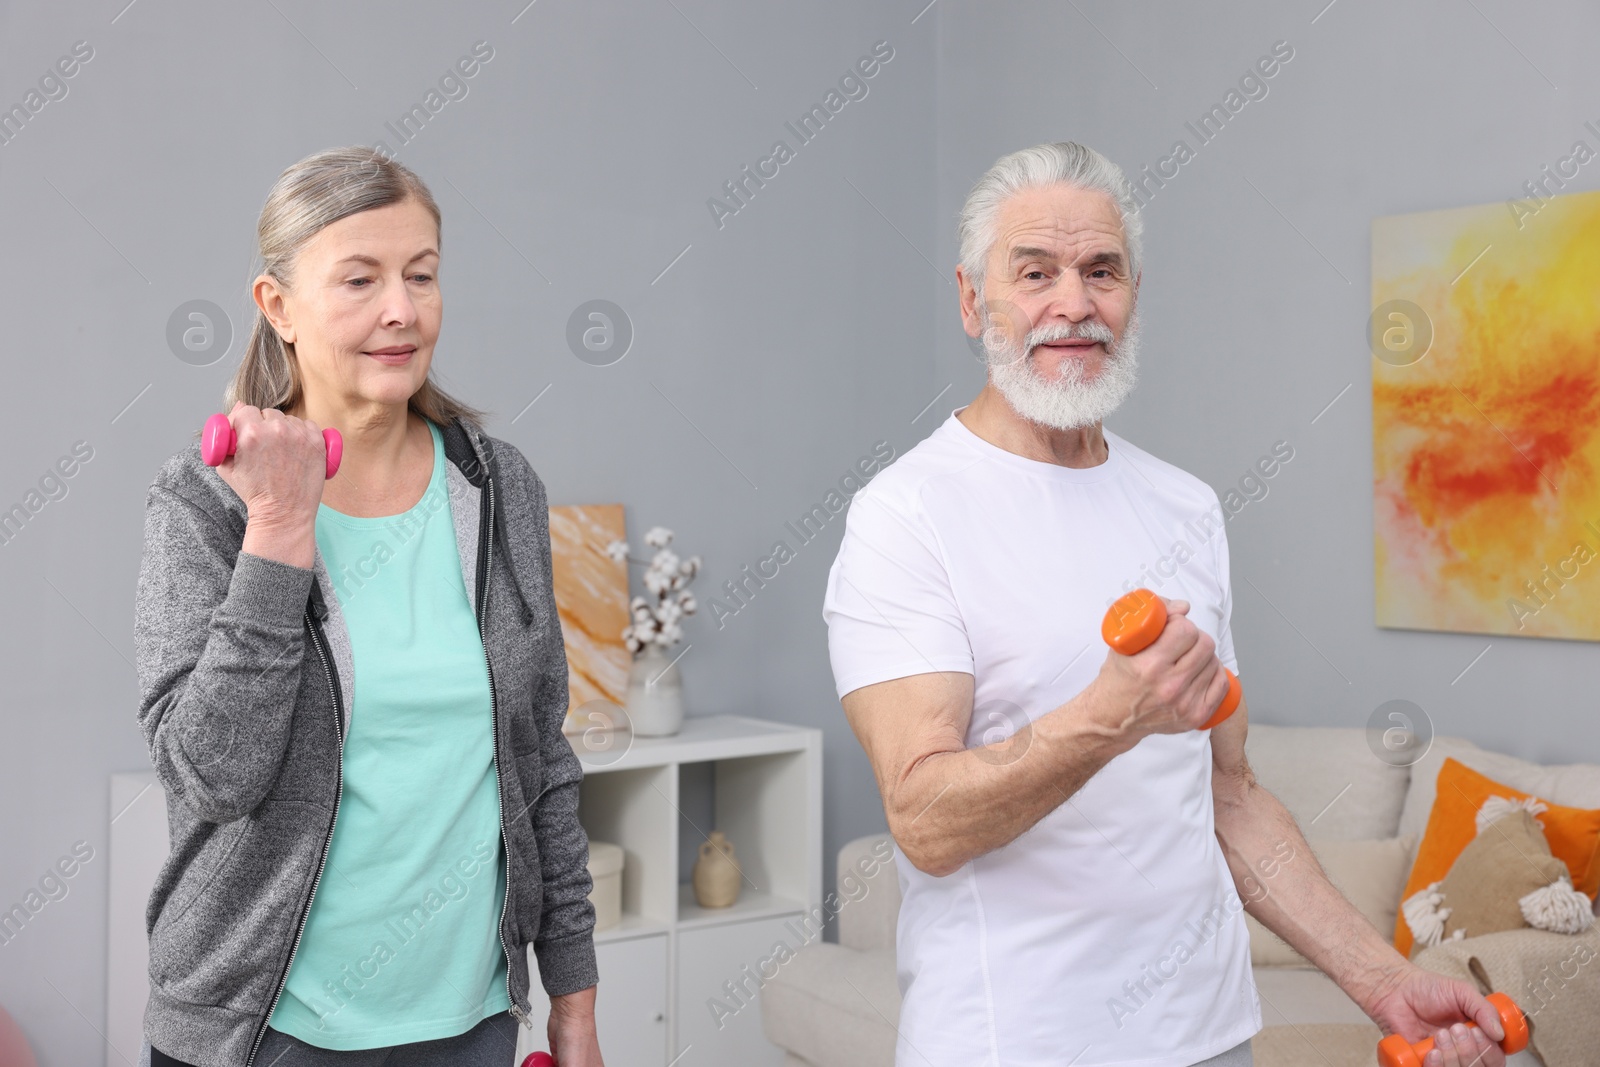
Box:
[1413,922,1600,1066]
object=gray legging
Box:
[142,1011,521,1067]
[1192,1036,1254,1067]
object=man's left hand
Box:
[1367,964,1509,1067]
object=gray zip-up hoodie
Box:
[133,414,597,1066]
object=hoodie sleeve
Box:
[504,449,599,997]
[134,481,314,823]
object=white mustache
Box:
[1026,321,1116,348]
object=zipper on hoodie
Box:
[245,608,344,1067]
[244,434,528,1064]
[479,470,534,1031]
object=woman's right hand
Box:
[213,402,327,529]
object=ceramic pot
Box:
[693,830,742,908]
[626,645,684,737]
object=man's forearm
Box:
[1214,778,1410,1013]
[893,685,1134,876]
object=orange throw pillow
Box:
[1393,758,1600,957]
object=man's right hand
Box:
[1086,596,1233,744]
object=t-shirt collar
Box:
[942,404,1124,484]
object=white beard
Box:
[982,304,1141,431]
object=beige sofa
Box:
[761,725,1600,1067]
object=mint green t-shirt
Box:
[272,418,511,1048]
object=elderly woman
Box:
[134,147,604,1067]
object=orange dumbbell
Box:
[1376,991,1529,1067]
[1101,588,1241,730]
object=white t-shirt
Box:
[822,407,1261,1067]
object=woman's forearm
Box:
[551,985,597,1016]
[136,492,314,821]
[242,514,316,570]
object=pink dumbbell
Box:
[521,1054,556,1067]
[200,412,343,480]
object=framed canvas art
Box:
[547,504,631,723]
[1373,188,1600,640]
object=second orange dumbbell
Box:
[1375,991,1529,1067]
[1101,588,1241,730]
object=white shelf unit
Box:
[515,714,824,1067]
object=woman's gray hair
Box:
[957,141,1143,302]
[224,145,488,427]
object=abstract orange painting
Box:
[548,504,631,716]
[1373,189,1600,640]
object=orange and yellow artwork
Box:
[1373,189,1600,640]
[548,504,631,715]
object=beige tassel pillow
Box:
[1403,805,1595,957]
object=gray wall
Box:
[2,0,1597,1062]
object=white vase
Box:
[626,645,684,737]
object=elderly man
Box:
[821,142,1506,1067]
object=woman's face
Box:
[258,197,442,415]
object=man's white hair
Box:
[957,141,1143,300]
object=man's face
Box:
[959,183,1141,430]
